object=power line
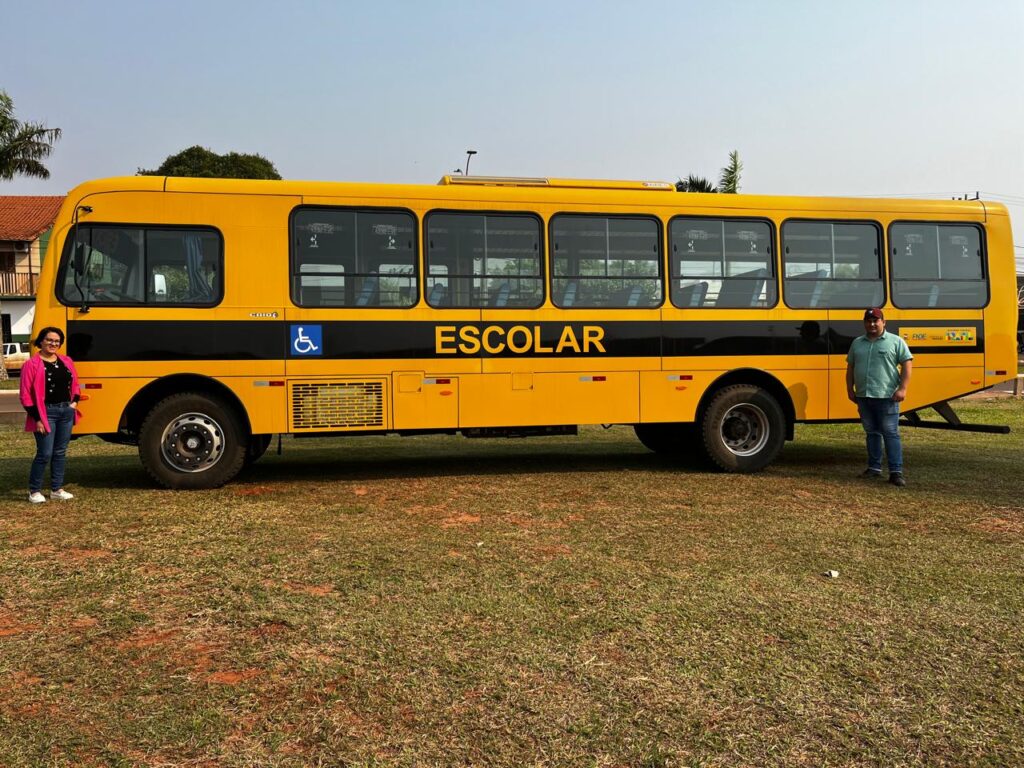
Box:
[847,191,1024,204]
[978,191,1024,203]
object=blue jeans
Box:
[856,397,903,475]
[29,403,75,493]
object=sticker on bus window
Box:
[291,325,323,356]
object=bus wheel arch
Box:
[123,374,251,438]
[696,370,794,473]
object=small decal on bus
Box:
[291,325,323,356]
[899,327,976,346]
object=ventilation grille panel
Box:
[290,380,386,431]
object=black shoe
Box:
[889,473,906,488]
[859,469,882,479]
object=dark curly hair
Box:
[33,326,65,349]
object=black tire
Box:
[138,392,247,489]
[633,422,698,455]
[245,434,273,466]
[700,385,786,473]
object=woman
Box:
[20,326,82,503]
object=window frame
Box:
[289,204,420,310]
[57,223,224,308]
[549,211,664,310]
[887,220,989,310]
[780,218,886,310]
[667,214,778,309]
[424,209,546,309]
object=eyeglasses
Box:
[43,338,62,346]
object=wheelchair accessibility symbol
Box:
[290,324,322,356]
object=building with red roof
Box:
[1,195,65,346]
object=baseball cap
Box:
[864,307,884,320]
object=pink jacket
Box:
[19,353,83,433]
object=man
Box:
[846,307,913,487]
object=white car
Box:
[2,342,29,375]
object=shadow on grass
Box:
[236,441,684,484]
[1,421,1019,509]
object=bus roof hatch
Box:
[438,175,675,191]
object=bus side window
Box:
[782,221,882,309]
[425,212,543,309]
[669,217,775,308]
[291,208,417,308]
[551,215,661,309]
[58,225,220,307]
[890,223,986,309]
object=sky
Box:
[3,0,1023,271]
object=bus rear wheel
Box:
[139,392,246,489]
[701,385,785,473]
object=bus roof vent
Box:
[439,175,550,187]
[438,175,675,191]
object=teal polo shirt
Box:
[846,330,913,399]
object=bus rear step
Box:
[901,401,1010,434]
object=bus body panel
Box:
[459,371,640,428]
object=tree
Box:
[0,90,62,379]
[676,150,743,194]
[718,150,743,194]
[0,90,62,181]
[676,174,718,193]
[138,146,281,180]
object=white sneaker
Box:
[28,492,47,503]
[51,489,74,501]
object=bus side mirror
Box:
[72,242,86,275]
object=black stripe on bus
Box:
[67,319,983,362]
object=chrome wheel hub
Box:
[719,403,769,457]
[160,412,225,473]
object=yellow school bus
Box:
[31,174,1017,488]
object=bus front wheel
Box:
[139,392,247,489]
[701,385,785,473]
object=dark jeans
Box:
[856,397,903,475]
[29,403,75,493]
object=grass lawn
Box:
[1,399,1022,767]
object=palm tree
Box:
[676,174,718,193]
[0,90,61,379]
[0,90,62,181]
[676,150,743,194]
[718,150,743,194]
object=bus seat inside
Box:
[355,275,379,307]
[783,269,825,308]
[561,281,578,307]
[715,268,768,307]
[608,285,643,307]
[493,282,511,307]
[676,281,708,307]
[428,283,447,306]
